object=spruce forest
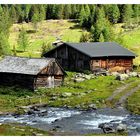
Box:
[0,4,140,58]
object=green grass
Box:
[0,72,140,114]
[37,74,123,108]
[9,20,88,57]
[127,88,140,115]
[112,23,140,66]
[0,123,50,136]
[106,78,140,107]
[121,27,140,66]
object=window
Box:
[54,75,62,79]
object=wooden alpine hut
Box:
[0,56,66,90]
[43,42,136,73]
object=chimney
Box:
[52,37,64,47]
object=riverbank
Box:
[0,72,140,115]
[0,123,50,136]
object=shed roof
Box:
[65,42,136,57]
[44,42,136,58]
[0,56,55,75]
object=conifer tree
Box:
[0,5,11,56]
[63,4,72,19]
[133,5,140,24]
[0,6,12,37]
[16,5,24,23]
[17,27,29,52]
[79,5,86,26]
[71,4,77,19]
[57,4,64,19]
[84,4,90,28]
[30,5,40,30]
[88,5,95,27]
[24,4,31,22]
[92,7,106,41]
[102,26,112,42]
[10,5,17,23]
[90,25,95,41]
[0,32,10,56]
[108,5,120,23]
[52,4,57,19]
[0,5,2,13]
[80,32,90,42]
[121,4,133,24]
[99,33,104,42]
[41,42,53,57]
[85,4,90,17]
[38,5,46,21]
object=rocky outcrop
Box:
[98,123,116,133]
[116,74,129,81]
[61,92,72,97]
[74,78,85,82]
[116,124,127,132]
[115,72,140,81]
[87,104,97,110]
[13,104,48,116]
[73,73,96,82]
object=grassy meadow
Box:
[9,20,88,57]
[122,29,140,66]
[0,71,140,114]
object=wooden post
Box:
[106,58,108,70]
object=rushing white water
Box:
[77,113,128,129]
[0,107,140,135]
[0,107,81,125]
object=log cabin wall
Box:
[35,75,63,89]
[35,61,64,89]
[0,73,35,90]
[68,47,90,71]
[90,57,133,72]
[46,44,90,71]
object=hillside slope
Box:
[9,20,88,57]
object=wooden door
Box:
[48,76,54,88]
[101,60,107,69]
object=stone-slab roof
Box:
[0,56,55,75]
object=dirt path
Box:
[106,82,133,101]
[106,81,140,107]
[116,84,140,106]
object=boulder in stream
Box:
[116,124,127,132]
[99,122,127,134]
[88,104,97,110]
[98,123,116,134]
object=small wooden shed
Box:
[0,56,66,90]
